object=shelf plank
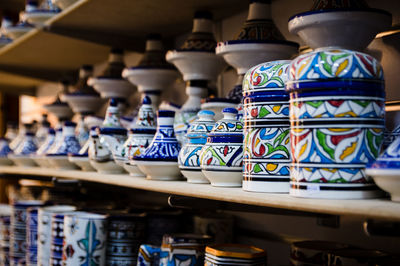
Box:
[0,166,399,221]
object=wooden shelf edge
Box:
[0,166,399,221]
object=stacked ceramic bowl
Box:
[243,60,291,193]
[286,0,392,199]
[205,244,267,266]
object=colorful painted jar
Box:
[200,108,243,187]
[62,212,107,266]
[137,244,161,266]
[205,244,267,266]
[178,110,216,183]
[159,234,213,266]
[133,110,181,180]
[287,48,385,199]
[243,60,291,193]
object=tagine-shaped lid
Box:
[99,48,125,79]
[102,98,124,129]
[136,34,176,69]
[70,65,99,95]
[35,114,51,145]
[209,108,243,139]
[186,110,215,144]
[43,85,73,122]
[49,121,81,155]
[131,96,156,133]
[13,132,37,155]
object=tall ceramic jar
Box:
[243,60,291,193]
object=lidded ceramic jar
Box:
[132,110,181,180]
[68,126,97,171]
[200,108,243,187]
[8,131,38,167]
[3,12,34,40]
[243,60,291,193]
[216,0,299,102]
[89,48,134,98]
[178,110,216,183]
[287,48,385,199]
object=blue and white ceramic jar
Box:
[200,108,243,187]
[68,127,96,172]
[133,110,181,180]
[49,212,72,266]
[287,48,385,199]
[9,131,38,167]
[243,60,291,193]
[26,207,39,266]
[179,110,215,183]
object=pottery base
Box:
[0,157,13,166]
[68,156,96,171]
[290,182,384,199]
[180,169,210,184]
[48,156,78,170]
[366,169,400,202]
[135,161,182,181]
[242,178,290,193]
[90,160,126,174]
[123,163,145,177]
[32,156,51,168]
[9,156,37,167]
[202,169,242,187]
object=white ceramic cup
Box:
[63,212,108,266]
[37,205,76,266]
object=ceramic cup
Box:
[62,212,107,266]
[37,205,76,266]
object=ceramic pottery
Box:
[201,98,239,121]
[52,0,78,10]
[166,11,226,81]
[290,241,349,266]
[9,132,38,167]
[106,213,146,266]
[216,0,298,102]
[200,108,243,187]
[159,234,213,266]
[9,123,30,151]
[193,213,234,244]
[22,0,60,27]
[68,127,96,172]
[26,208,39,266]
[0,33,12,48]
[137,244,161,266]
[49,212,75,266]
[133,110,181,180]
[37,205,76,266]
[123,96,156,176]
[145,210,183,246]
[62,212,107,266]
[3,14,34,40]
[0,138,13,166]
[205,244,267,266]
[288,3,392,50]
[88,48,134,98]
[327,248,387,266]
[4,122,18,141]
[10,200,44,266]
[35,116,51,146]
[366,135,400,202]
[43,94,73,122]
[122,35,179,96]
[178,110,215,183]
[174,80,209,144]
[288,48,385,199]
[75,115,89,147]
[46,121,81,170]
[242,60,291,193]
[0,205,11,266]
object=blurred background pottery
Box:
[22,0,60,27]
[32,128,55,168]
[68,127,96,172]
[0,138,13,166]
[52,0,78,10]
[205,244,267,266]
[8,132,38,167]
[201,98,238,121]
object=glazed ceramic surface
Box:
[179,110,215,183]
[26,208,39,266]
[22,0,60,27]
[205,244,267,266]
[243,60,291,193]
[138,244,161,266]
[200,108,243,187]
[52,0,78,10]
[9,132,38,167]
[37,205,76,266]
[0,138,13,165]
[43,96,73,121]
[201,98,239,121]
[287,48,385,199]
[133,110,181,180]
[63,212,107,266]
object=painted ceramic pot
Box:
[26,208,39,266]
[138,244,161,266]
[200,108,243,187]
[205,244,267,266]
[166,11,226,81]
[8,132,38,167]
[216,0,298,101]
[0,205,11,266]
[290,241,349,266]
[174,80,209,144]
[288,2,392,50]
[37,205,76,266]
[201,98,239,121]
[122,34,179,98]
[106,213,147,266]
[88,48,134,99]
[9,123,29,151]
[0,138,13,166]
[287,48,385,199]
[49,212,76,266]
[242,60,291,193]
[68,127,96,172]
[159,234,213,266]
[193,213,234,244]
[179,110,215,183]
[133,110,182,180]
[10,200,44,266]
[63,212,107,266]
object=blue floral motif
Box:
[54,135,81,155]
[77,221,103,266]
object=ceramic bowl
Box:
[60,93,104,114]
[68,154,95,171]
[46,154,78,170]
[52,0,78,9]
[5,23,34,40]
[135,161,181,180]
[216,40,298,75]
[122,67,179,93]
[166,51,226,81]
[288,8,392,50]
[288,48,384,83]
[88,77,135,98]
[201,98,238,121]
[22,10,59,27]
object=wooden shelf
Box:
[0,166,399,221]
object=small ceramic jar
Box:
[178,110,215,183]
[133,110,181,180]
[200,108,243,187]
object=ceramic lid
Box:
[186,110,215,139]
[97,48,125,79]
[102,98,124,128]
[209,108,243,136]
[131,96,156,131]
[368,136,400,169]
[68,65,100,96]
[206,244,266,259]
